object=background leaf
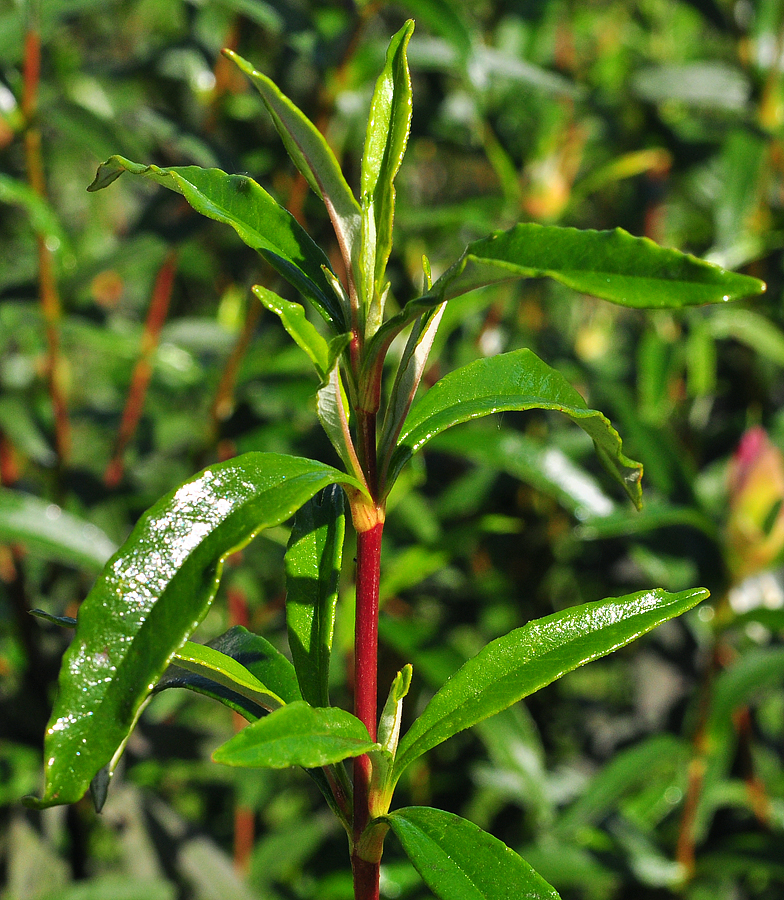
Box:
[0,488,117,571]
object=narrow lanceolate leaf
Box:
[378,304,445,467]
[25,454,365,809]
[364,223,766,368]
[87,157,345,330]
[225,49,361,281]
[156,625,302,721]
[317,365,366,487]
[253,285,351,383]
[360,19,415,326]
[384,348,643,507]
[386,806,561,900]
[0,488,117,571]
[171,641,286,712]
[285,486,346,707]
[392,587,707,784]
[429,223,765,309]
[212,701,379,769]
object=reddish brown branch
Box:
[23,19,70,464]
[104,249,178,487]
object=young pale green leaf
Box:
[25,454,365,810]
[87,157,345,330]
[392,587,707,785]
[386,806,561,900]
[212,700,379,769]
[156,625,302,721]
[384,348,643,507]
[225,49,362,281]
[378,304,445,466]
[360,20,415,325]
[429,223,765,309]
[317,364,366,487]
[171,641,285,712]
[253,285,350,383]
[0,488,117,571]
[285,486,346,707]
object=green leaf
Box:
[285,486,346,707]
[555,734,688,837]
[171,640,286,712]
[378,304,445,467]
[0,488,117,571]
[156,625,301,720]
[384,348,643,507]
[0,173,71,256]
[386,806,561,900]
[253,284,350,383]
[317,365,366,487]
[87,157,345,330]
[25,453,365,809]
[360,20,415,326]
[392,588,707,784]
[212,700,379,769]
[429,223,766,309]
[366,223,766,367]
[225,50,362,280]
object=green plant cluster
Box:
[1,2,783,900]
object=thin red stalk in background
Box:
[23,12,70,465]
[104,250,178,488]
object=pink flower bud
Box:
[725,427,784,582]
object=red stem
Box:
[352,519,384,900]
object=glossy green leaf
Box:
[171,641,285,712]
[156,625,301,721]
[0,488,117,571]
[429,223,765,309]
[386,806,561,900]
[360,20,415,325]
[212,700,379,769]
[385,349,643,507]
[285,486,346,707]
[87,157,345,330]
[366,224,765,366]
[392,588,707,784]
[253,284,350,383]
[25,454,364,809]
[225,49,362,280]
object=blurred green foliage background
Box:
[1,0,784,898]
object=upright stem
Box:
[352,511,384,900]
